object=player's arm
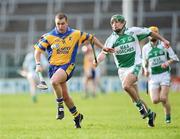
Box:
[142,60,149,77]
[142,47,149,77]
[150,31,170,48]
[93,36,103,49]
[93,50,107,67]
[34,49,43,72]
[92,37,115,53]
[166,47,179,62]
[161,58,174,69]
[161,47,179,68]
[34,34,49,72]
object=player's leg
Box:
[124,68,156,128]
[132,63,156,122]
[160,85,171,123]
[61,82,83,128]
[149,86,161,105]
[134,82,156,127]
[85,78,91,98]
[160,72,171,123]
[27,73,37,103]
[119,69,144,113]
[84,71,91,98]
[50,68,67,120]
[91,68,96,97]
[95,68,106,93]
[122,73,139,101]
[123,74,151,119]
[133,84,151,117]
[92,78,96,97]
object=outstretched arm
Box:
[93,51,107,67]
[93,37,115,53]
[93,36,104,49]
[150,31,170,48]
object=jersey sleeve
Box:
[78,31,93,46]
[104,35,115,48]
[132,27,151,41]
[166,47,179,62]
[34,34,50,52]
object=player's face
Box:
[55,17,68,34]
[111,20,125,32]
[149,30,158,42]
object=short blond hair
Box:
[149,26,159,33]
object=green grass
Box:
[0,92,180,139]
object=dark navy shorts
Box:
[49,63,75,81]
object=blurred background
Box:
[0,0,179,93]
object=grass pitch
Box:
[0,91,180,139]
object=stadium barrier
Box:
[0,76,179,94]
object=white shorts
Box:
[149,71,171,90]
[118,66,134,85]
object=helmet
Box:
[149,26,159,33]
[110,14,125,24]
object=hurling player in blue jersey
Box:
[34,12,113,128]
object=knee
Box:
[160,96,167,103]
[152,99,160,104]
[123,84,131,92]
[50,79,59,86]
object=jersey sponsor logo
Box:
[57,47,71,54]
[54,39,66,44]
[150,56,164,67]
[115,44,135,55]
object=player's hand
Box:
[142,68,149,77]
[144,71,149,77]
[103,48,115,53]
[161,61,169,69]
[93,60,98,67]
[35,64,43,72]
[163,40,170,48]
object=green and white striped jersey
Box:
[142,41,179,75]
[104,27,151,68]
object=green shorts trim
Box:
[132,64,142,77]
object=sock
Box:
[147,109,152,117]
[135,100,142,108]
[166,114,171,121]
[32,95,37,103]
[69,106,79,118]
[56,97,64,107]
[135,100,149,116]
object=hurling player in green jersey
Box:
[94,14,170,127]
[142,26,179,124]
